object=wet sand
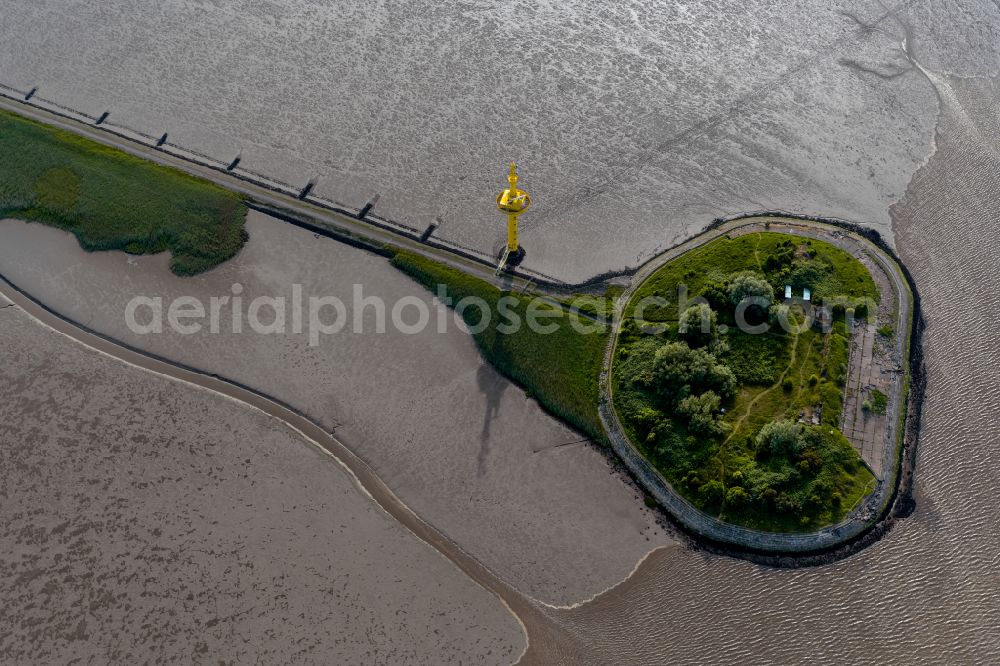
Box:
[0,0,942,280]
[0,212,673,606]
[3,0,1000,662]
[0,302,525,663]
[516,43,1000,666]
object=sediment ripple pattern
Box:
[517,68,1000,666]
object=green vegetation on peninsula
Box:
[0,109,247,275]
[392,231,883,533]
[390,251,609,442]
[614,232,877,531]
[0,107,888,535]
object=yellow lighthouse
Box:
[496,162,531,269]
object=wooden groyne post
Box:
[298,179,316,200]
[420,217,441,242]
[358,193,380,220]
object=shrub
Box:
[728,271,774,309]
[769,303,791,325]
[761,489,778,507]
[868,389,888,415]
[719,330,786,385]
[702,282,730,311]
[789,260,831,290]
[676,391,724,434]
[776,492,803,514]
[650,342,737,402]
[635,407,661,436]
[756,420,805,457]
[725,486,749,507]
[798,448,823,473]
[698,480,725,506]
[679,303,718,347]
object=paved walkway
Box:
[598,216,912,552]
[839,250,907,480]
[843,322,883,476]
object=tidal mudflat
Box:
[3,0,1000,662]
[0,0,943,281]
[0,301,524,663]
[0,212,672,606]
[518,52,1000,666]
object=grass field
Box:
[613,231,876,532]
[390,251,609,442]
[0,109,247,275]
[626,231,878,322]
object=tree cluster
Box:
[629,340,736,435]
[728,271,775,309]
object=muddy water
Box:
[2,0,1000,662]
[0,297,527,663]
[518,59,1000,666]
[0,212,672,607]
[0,0,941,280]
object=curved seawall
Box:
[597,215,921,561]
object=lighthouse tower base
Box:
[496,246,526,273]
